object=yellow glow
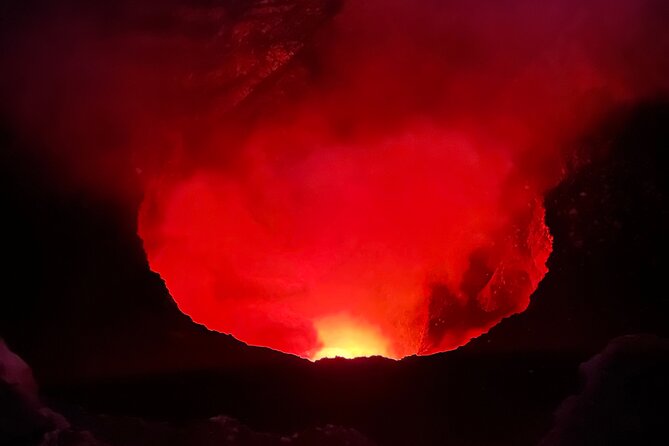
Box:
[311,314,392,360]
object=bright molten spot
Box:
[312,315,392,360]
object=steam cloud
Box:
[2,0,668,359]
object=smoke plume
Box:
[2,0,668,359]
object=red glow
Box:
[139,125,552,359]
[131,0,667,360]
[134,1,654,359]
[0,1,666,360]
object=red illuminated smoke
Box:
[140,127,552,359]
[44,0,656,360]
[138,0,669,359]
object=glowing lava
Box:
[312,315,391,360]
